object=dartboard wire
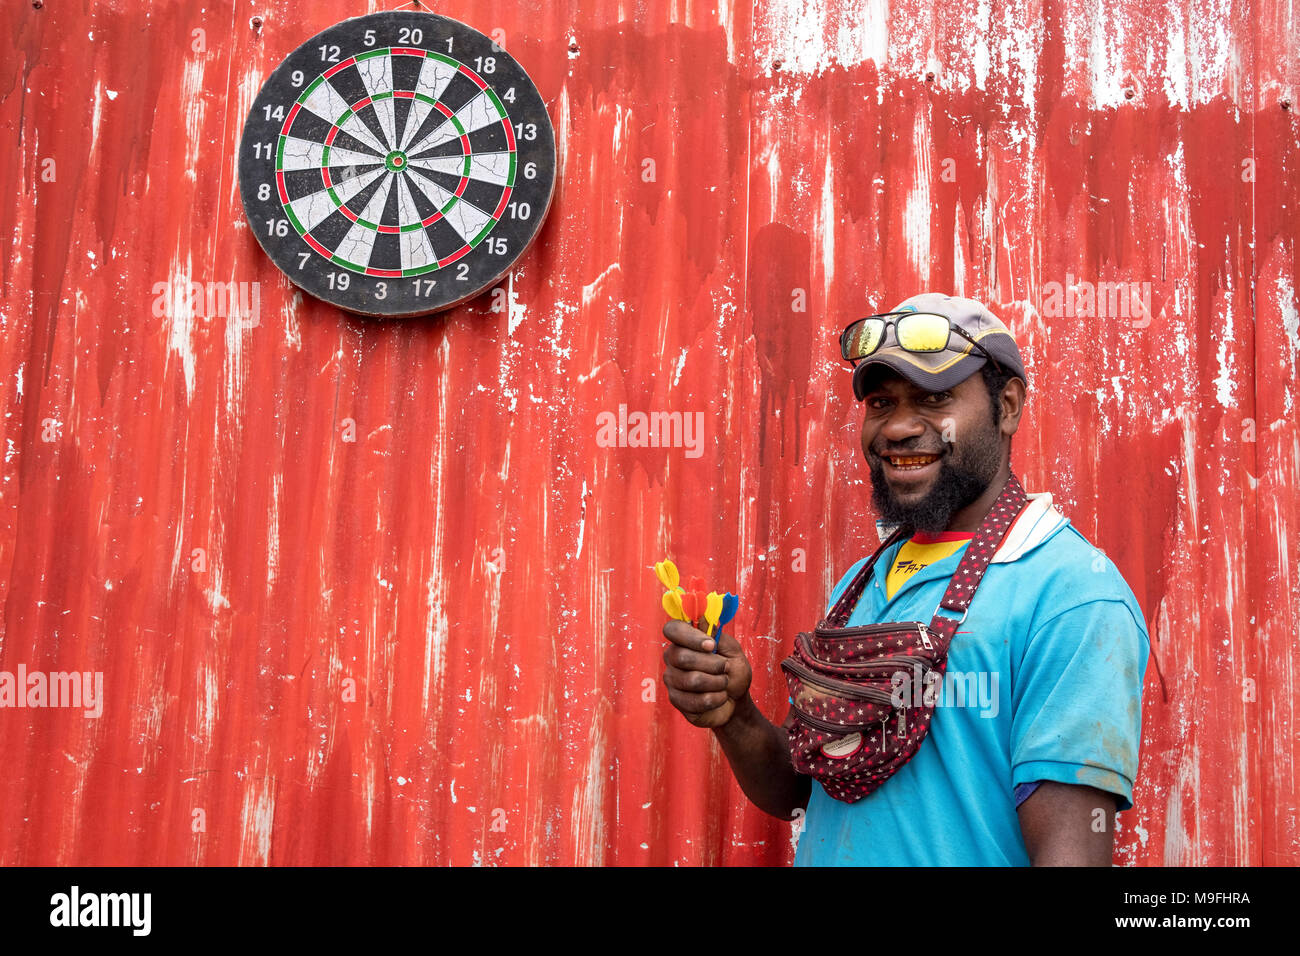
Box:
[293,71,388,156]
[263,34,532,280]
[403,83,512,159]
[278,165,391,234]
[403,166,457,219]
[353,53,399,150]
[312,96,474,232]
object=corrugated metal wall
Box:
[1,0,1295,865]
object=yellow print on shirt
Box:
[885,536,972,599]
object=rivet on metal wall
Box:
[925,71,935,82]
[1283,99,1292,111]
[250,15,264,32]
[32,0,43,9]
[772,58,783,71]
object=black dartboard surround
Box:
[238,11,556,317]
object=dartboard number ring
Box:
[238,12,556,317]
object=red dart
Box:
[690,590,708,626]
[680,591,699,624]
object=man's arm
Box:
[1017,781,1117,865]
[661,621,811,820]
[1010,595,1148,864]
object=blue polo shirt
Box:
[792,510,1149,866]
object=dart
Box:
[662,590,687,622]
[690,590,709,627]
[679,590,700,625]
[704,591,724,637]
[718,592,739,629]
[654,560,680,591]
[652,560,739,653]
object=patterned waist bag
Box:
[780,474,1028,803]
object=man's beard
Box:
[868,429,1003,533]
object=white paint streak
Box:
[570,703,610,864]
[1276,276,1298,414]
[755,0,888,76]
[238,774,276,865]
[903,111,932,282]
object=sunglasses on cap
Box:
[838,311,1006,373]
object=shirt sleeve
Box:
[1010,599,1149,812]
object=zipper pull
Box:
[919,626,934,651]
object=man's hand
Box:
[661,620,752,728]
[660,620,810,818]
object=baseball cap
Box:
[847,293,1028,400]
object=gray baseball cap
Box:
[846,293,1028,400]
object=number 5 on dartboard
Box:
[238,11,556,318]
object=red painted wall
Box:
[1,0,1296,865]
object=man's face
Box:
[858,367,1005,533]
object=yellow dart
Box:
[704,591,724,636]
[654,559,680,591]
[662,590,687,621]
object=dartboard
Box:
[238,11,556,317]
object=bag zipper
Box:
[814,621,935,651]
[795,634,936,674]
[781,657,899,705]
[792,707,893,737]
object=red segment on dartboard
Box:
[280,102,302,138]
[491,186,512,220]
[322,56,358,79]
[457,64,488,90]
[438,245,471,267]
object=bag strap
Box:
[925,474,1028,643]
[822,473,1029,634]
[824,523,912,628]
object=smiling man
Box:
[661,292,1150,866]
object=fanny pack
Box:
[781,473,1028,803]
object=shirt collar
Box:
[874,491,1068,564]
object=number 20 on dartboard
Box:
[238,12,556,317]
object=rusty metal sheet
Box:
[0,0,1295,866]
